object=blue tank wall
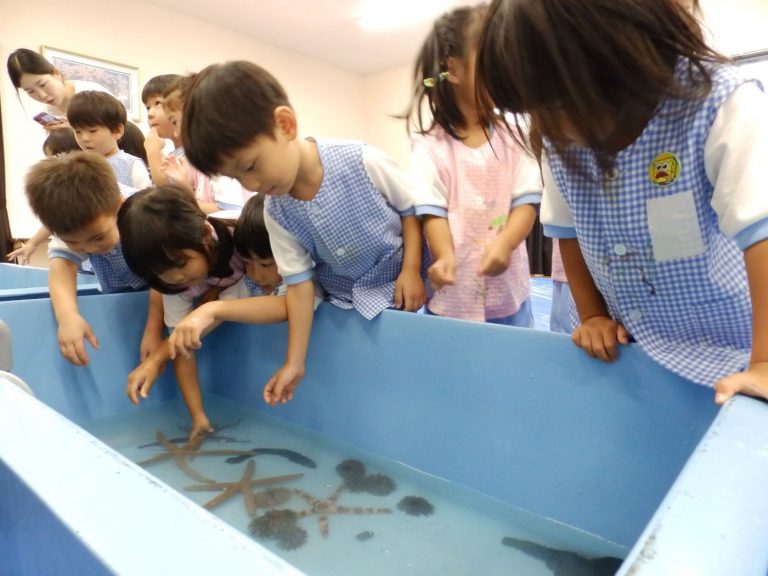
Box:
[2,291,764,575]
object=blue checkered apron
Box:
[89,245,147,293]
[107,150,146,189]
[546,62,756,386]
[267,140,403,319]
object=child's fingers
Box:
[394,286,403,309]
[84,328,100,351]
[714,373,750,405]
[616,324,630,345]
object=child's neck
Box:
[454,97,487,148]
[290,138,324,201]
[104,145,119,158]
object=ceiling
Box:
[143,0,482,75]
[143,0,766,75]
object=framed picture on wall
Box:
[41,46,140,121]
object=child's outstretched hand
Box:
[6,242,36,265]
[571,315,629,362]
[428,256,456,291]
[58,313,100,366]
[188,418,214,442]
[169,306,217,360]
[126,356,166,404]
[714,362,768,405]
[395,268,426,311]
[263,363,305,407]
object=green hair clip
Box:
[423,71,450,88]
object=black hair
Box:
[182,61,291,175]
[118,122,148,166]
[141,74,182,104]
[234,194,272,259]
[67,91,126,132]
[117,186,235,294]
[401,4,488,139]
[43,128,80,156]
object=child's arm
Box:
[422,216,456,290]
[173,353,212,440]
[560,238,629,362]
[140,289,165,361]
[169,295,287,359]
[479,204,537,276]
[49,257,100,365]
[263,280,314,406]
[144,128,170,187]
[7,226,51,265]
[395,214,426,311]
[715,239,768,403]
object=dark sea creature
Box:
[250,509,300,538]
[225,448,317,468]
[356,530,374,542]
[501,537,624,576]
[335,459,396,495]
[336,459,367,481]
[278,526,308,550]
[250,509,308,551]
[397,496,434,517]
[363,474,397,496]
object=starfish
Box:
[184,460,304,515]
[137,431,255,484]
[292,483,392,538]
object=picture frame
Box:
[41,46,140,121]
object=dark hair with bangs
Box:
[141,74,181,105]
[475,0,727,157]
[401,4,488,139]
[25,152,121,235]
[117,186,235,294]
[234,194,272,259]
[7,49,55,89]
[182,61,291,175]
[67,91,126,132]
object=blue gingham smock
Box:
[107,150,151,190]
[541,62,768,386]
[49,237,147,294]
[265,140,416,320]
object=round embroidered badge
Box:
[649,152,680,186]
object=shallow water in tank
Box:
[83,395,626,576]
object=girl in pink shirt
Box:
[406,4,541,325]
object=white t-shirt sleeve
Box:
[509,149,543,208]
[131,160,152,189]
[163,293,194,328]
[706,82,768,249]
[47,235,87,265]
[540,157,577,238]
[263,207,315,285]
[362,145,416,215]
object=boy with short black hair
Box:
[67,91,151,189]
[141,74,182,186]
[25,152,161,366]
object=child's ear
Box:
[444,57,461,84]
[114,124,125,140]
[274,106,298,140]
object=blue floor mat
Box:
[530,277,553,331]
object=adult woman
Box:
[7,48,110,129]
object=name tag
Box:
[646,191,705,262]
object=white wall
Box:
[0,0,365,237]
[3,0,768,237]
